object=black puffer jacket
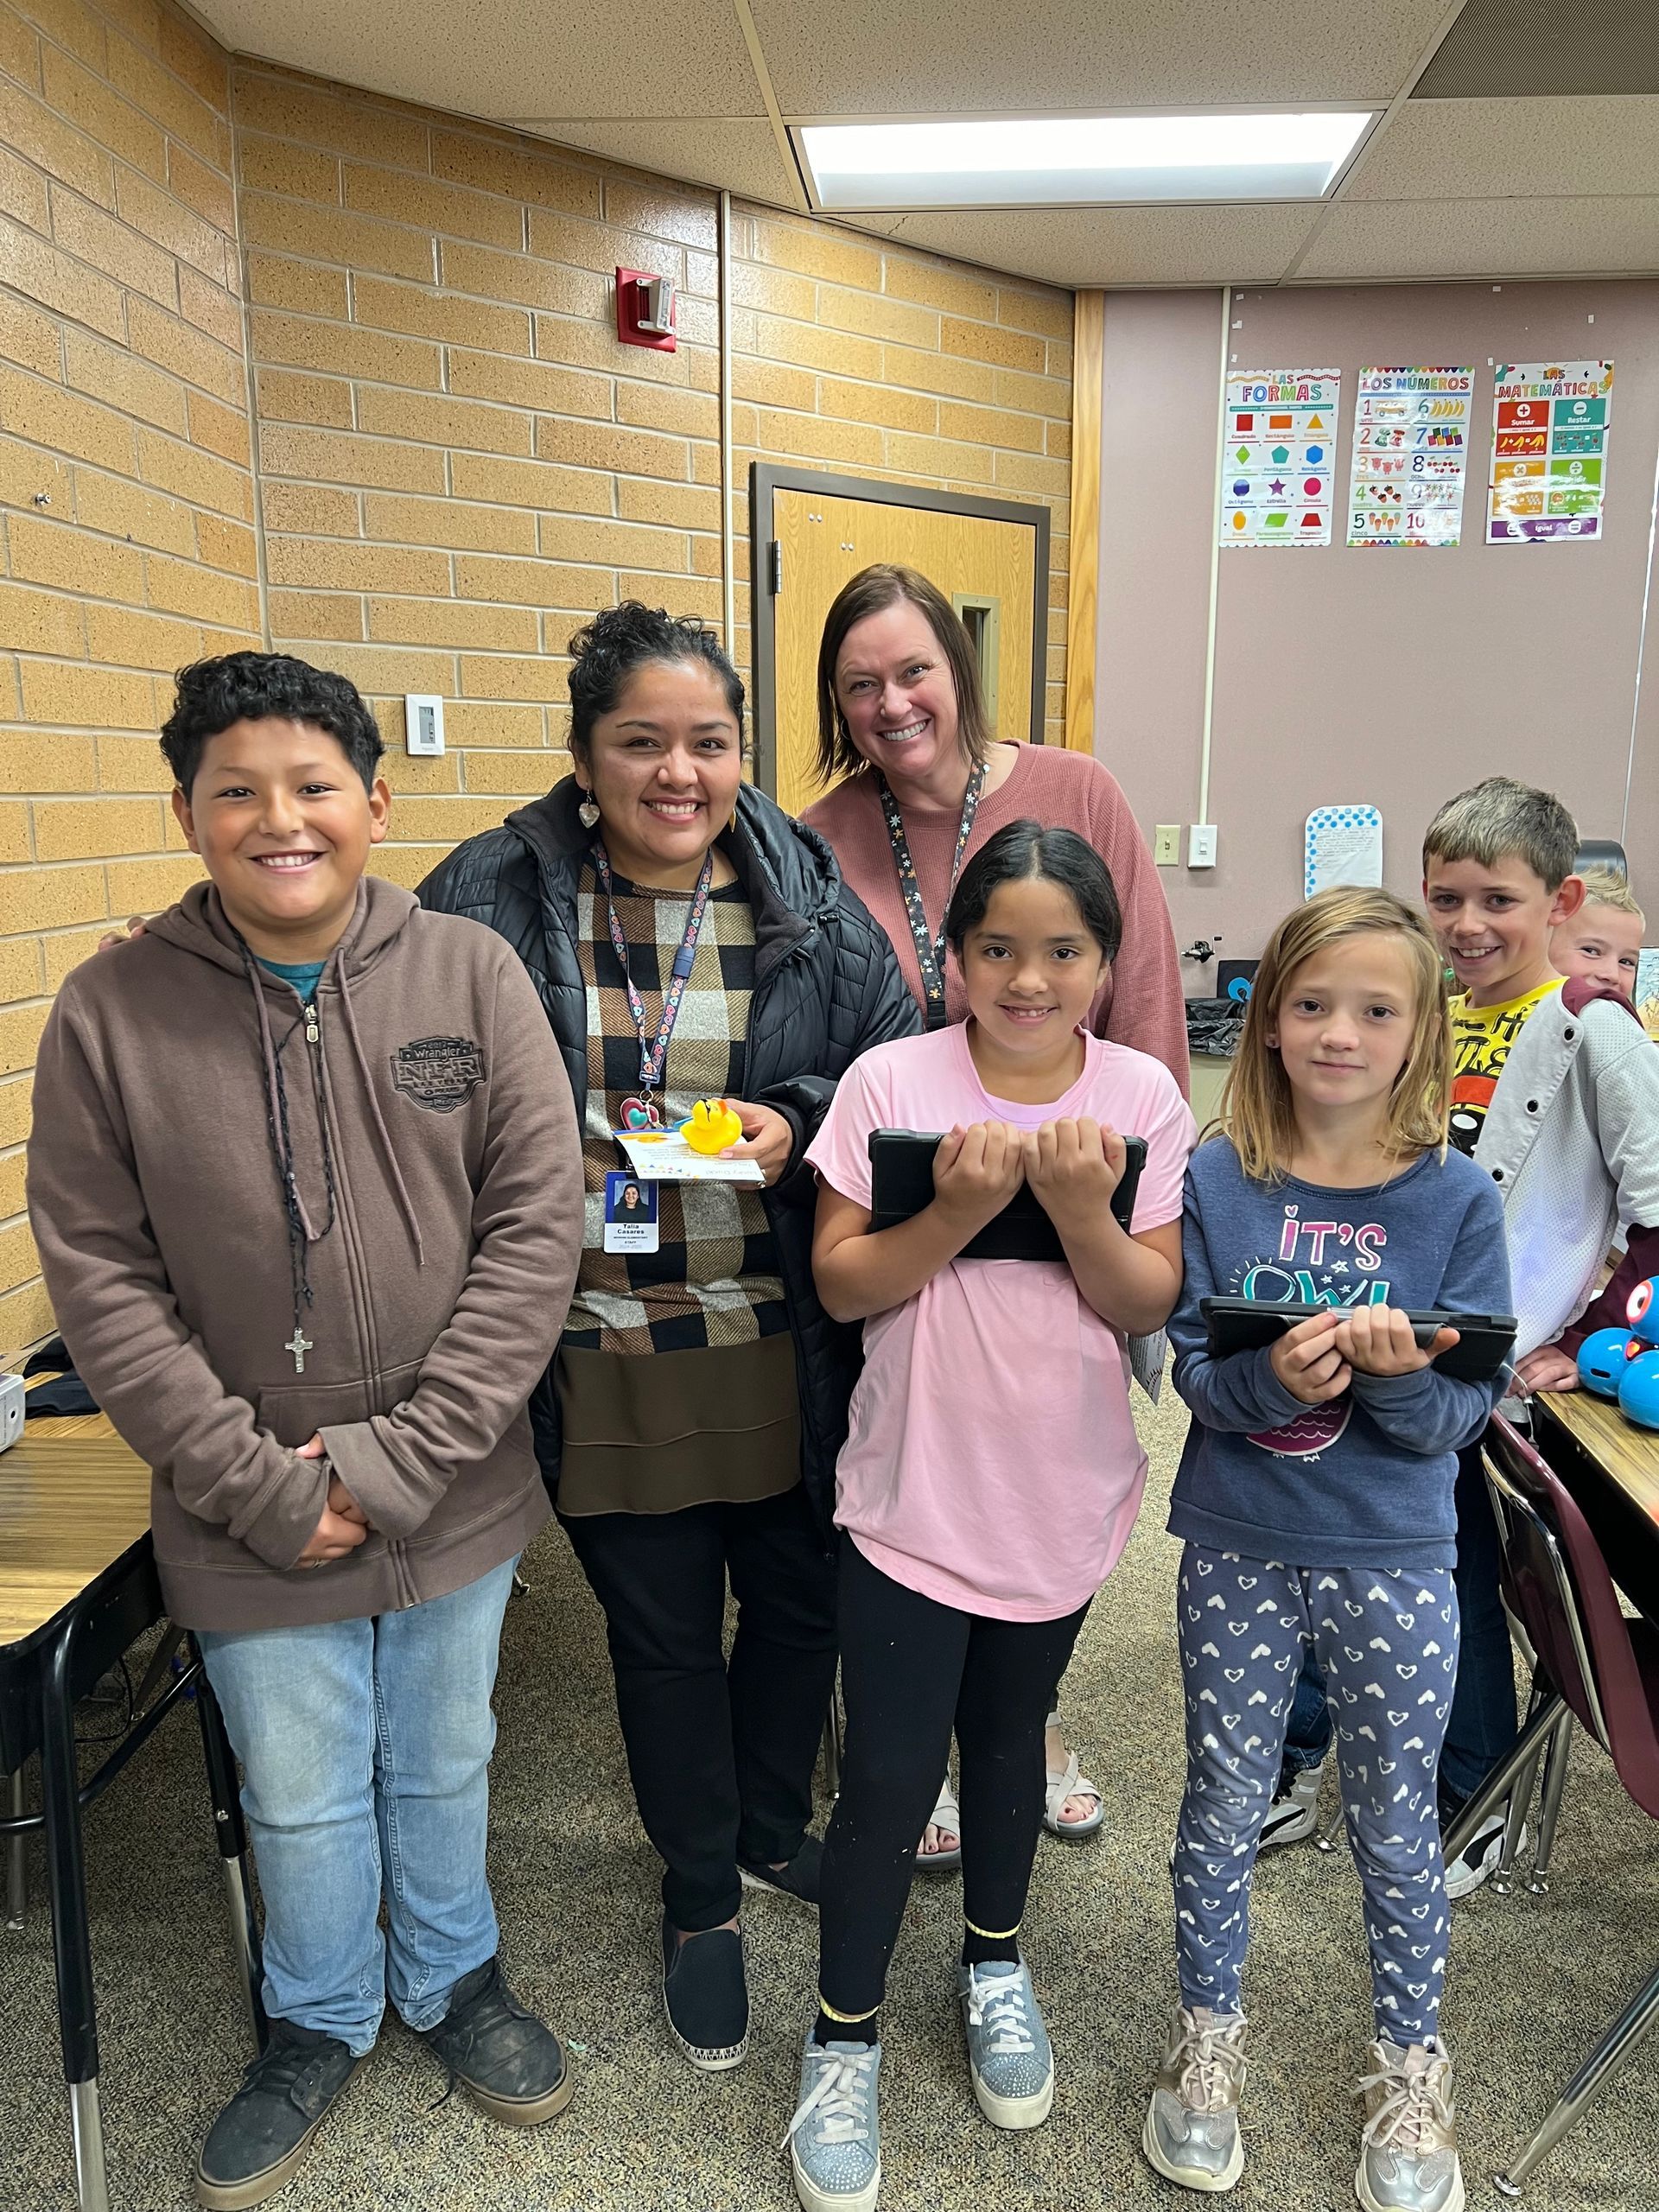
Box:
[418,776,921,1532]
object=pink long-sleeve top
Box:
[803,743,1191,1095]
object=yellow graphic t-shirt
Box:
[1448,977,1560,1155]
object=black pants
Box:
[818,1538,1090,2018]
[560,1483,838,1930]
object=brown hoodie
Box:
[28,875,583,1630]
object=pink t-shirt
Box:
[806,1023,1196,1620]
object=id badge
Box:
[603,1169,659,1254]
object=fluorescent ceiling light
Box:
[798,111,1373,210]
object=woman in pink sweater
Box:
[801,562,1188,1869]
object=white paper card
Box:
[617,1132,765,1185]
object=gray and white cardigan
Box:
[1471,977,1659,1359]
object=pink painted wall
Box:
[1094,282,1659,984]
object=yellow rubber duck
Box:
[680,1097,744,1154]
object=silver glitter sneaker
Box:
[1142,2005,1248,2193]
[785,2030,881,2212]
[955,1959,1053,2128]
[1355,2039,1465,2212]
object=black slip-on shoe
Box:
[194,2018,366,2211]
[660,1914,748,2071]
[418,1958,574,2126]
[737,1833,823,1908]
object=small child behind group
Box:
[1148,887,1510,2209]
[786,821,1194,2212]
[1550,861,1644,999]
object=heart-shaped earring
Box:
[577,787,600,830]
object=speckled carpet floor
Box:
[3,1381,1656,2211]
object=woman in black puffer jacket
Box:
[419,603,918,2075]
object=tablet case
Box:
[1199,1295,1517,1385]
[868,1131,1147,1262]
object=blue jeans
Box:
[1281,1442,1517,1803]
[198,1558,517,2053]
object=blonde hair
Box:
[1220,887,1451,1185]
[1576,863,1645,925]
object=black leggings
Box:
[818,1538,1091,2019]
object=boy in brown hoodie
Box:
[28,653,585,2209]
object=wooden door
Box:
[759,477,1046,817]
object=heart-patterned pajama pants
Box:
[1172,1545,1460,2044]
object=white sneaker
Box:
[1443,1814,1526,1902]
[1258,1762,1323,1850]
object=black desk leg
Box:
[39,1611,110,2212]
[191,1647,267,2055]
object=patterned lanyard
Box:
[593,843,715,1112]
[877,762,987,1031]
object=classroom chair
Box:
[1442,1414,1659,2195]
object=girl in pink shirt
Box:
[783,822,1194,2212]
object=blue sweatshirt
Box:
[1167,1138,1512,1569]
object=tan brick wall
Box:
[0,0,256,1351]
[241,64,1071,893]
[0,25,1072,1351]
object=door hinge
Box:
[768,539,782,594]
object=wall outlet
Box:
[1188,823,1218,868]
[0,1370,22,1452]
[404,693,445,756]
[1154,823,1180,867]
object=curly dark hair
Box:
[565,602,744,764]
[160,652,385,795]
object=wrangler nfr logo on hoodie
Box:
[391,1034,486,1112]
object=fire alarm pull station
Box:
[616,269,677,352]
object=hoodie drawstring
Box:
[335,956,425,1268]
[240,940,338,1363]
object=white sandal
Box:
[1042,1746,1103,1840]
[915,1775,962,1876]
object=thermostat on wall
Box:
[404,694,445,757]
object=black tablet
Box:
[1199,1295,1517,1384]
[868,1130,1147,1262]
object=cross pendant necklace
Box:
[285,1328,313,1374]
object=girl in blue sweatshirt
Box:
[1146,887,1510,2212]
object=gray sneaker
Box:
[1142,2005,1248,2193]
[955,1959,1053,2128]
[1355,2039,1465,2212]
[784,2029,881,2212]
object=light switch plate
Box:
[1154,823,1179,867]
[1188,823,1217,868]
[404,693,445,756]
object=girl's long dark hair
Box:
[945,820,1122,963]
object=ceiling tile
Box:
[1350,93,1659,199]
[753,0,1448,114]
[1295,194,1659,279]
[852,203,1321,287]
[521,119,802,207]
[196,0,764,119]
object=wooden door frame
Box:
[748,462,1052,799]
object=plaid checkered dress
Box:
[563,859,789,1355]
